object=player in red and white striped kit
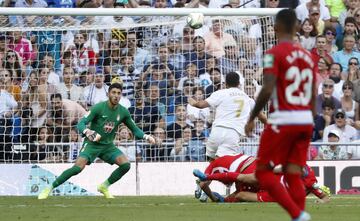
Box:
[245,9,317,221]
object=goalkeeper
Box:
[38,83,156,199]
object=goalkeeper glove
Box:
[83,129,101,142]
[143,134,156,144]
[319,185,331,197]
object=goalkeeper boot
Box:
[193,169,207,181]
[292,211,311,221]
[38,186,52,200]
[97,184,115,199]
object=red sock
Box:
[285,173,306,210]
[225,197,239,203]
[256,170,301,219]
[207,172,239,183]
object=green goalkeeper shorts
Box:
[79,142,124,165]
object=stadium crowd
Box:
[0,0,360,162]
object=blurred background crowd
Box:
[0,0,360,163]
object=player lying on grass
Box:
[193,154,330,203]
[38,83,156,199]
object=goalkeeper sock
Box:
[52,165,82,188]
[107,162,131,185]
[284,173,306,210]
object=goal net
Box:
[0,11,276,164]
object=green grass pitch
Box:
[0,196,359,221]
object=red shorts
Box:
[257,191,274,202]
[257,124,313,167]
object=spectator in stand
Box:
[115,126,140,162]
[32,16,62,74]
[66,32,96,73]
[97,2,135,26]
[128,89,161,133]
[4,50,24,87]
[315,57,331,90]
[13,0,48,27]
[46,93,86,142]
[171,126,192,161]
[239,37,262,68]
[30,126,54,162]
[299,18,318,51]
[147,126,171,161]
[178,63,200,91]
[40,53,60,85]
[181,26,195,53]
[188,120,208,162]
[205,67,224,98]
[325,0,346,22]
[319,62,344,99]
[167,104,193,139]
[116,55,141,100]
[0,69,18,144]
[323,26,338,54]
[141,64,174,101]
[55,67,83,104]
[199,56,219,88]
[313,98,335,141]
[335,17,358,50]
[317,129,348,160]
[333,35,360,72]
[338,0,360,27]
[220,41,240,75]
[185,36,212,77]
[26,69,54,141]
[147,84,166,120]
[204,19,236,58]
[311,35,333,64]
[344,57,360,80]
[351,64,360,103]
[308,6,325,34]
[167,37,186,78]
[347,140,360,159]
[316,78,342,114]
[187,87,211,124]
[8,32,35,69]
[323,108,357,142]
[123,30,151,71]
[340,81,359,122]
[99,38,122,82]
[295,0,331,26]
[82,68,109,108]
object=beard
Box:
[329,75,341,83]
[75,43,84,50]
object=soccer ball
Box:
[186,13,204,29]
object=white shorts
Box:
[206,126,241,159]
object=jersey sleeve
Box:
[263,48,279,77]
[77,104,99,134]
[123,108,145,140]
[205,90,222,108]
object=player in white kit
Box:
[188,72,266,159]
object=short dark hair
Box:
[276,9,297,33]
[345,16,356,26]
[209,67,221,75]
[322,98,335,110]
[225,72,240,87]
[50,93,62,101]
[109,83,123,92]
[330,62,343,72]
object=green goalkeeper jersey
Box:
[77,101,144,146]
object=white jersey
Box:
[206,87,254,136]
